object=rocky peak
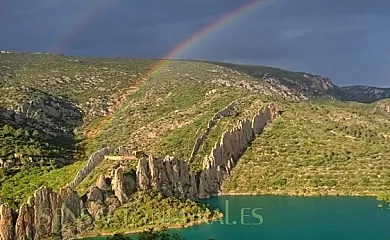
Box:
[0,204,14,240]
[111,167,136,204]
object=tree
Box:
[107,228,184,240]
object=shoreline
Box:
[76,218,216,239]
[75,191,384,239]
[219,191,378,198]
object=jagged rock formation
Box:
[189,101,237,162]
[112,167,136,204]
[1,177,127,239]
[69,147,114,189]
[0,104,278,239]
[198,103,278,198]
[0,107,23,128]
[136,155,193,198]
[136,103,279,199]
[0,187,82,240]
[0,204,14,240]
[15,197,34,240]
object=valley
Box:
[1,52,390,239]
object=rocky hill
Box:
[1,51,390,239]
[217,62,390,103]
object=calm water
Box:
[89,196,390,240]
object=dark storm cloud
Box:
[0,0,389,86]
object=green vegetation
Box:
[74,191,221,238]
[0,161,84,208]
[0,123,81,207]
[2,52,390,237]
[0,53,154,114]
[223,100,390,197]
[217,62,390,103]
[0,124,72,166]
[106,228,183,240]
[85,60,270,173]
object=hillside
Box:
[217,62,390,103]
[1,51,390,238]
[223,100,390,196]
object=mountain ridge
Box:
[1,51,390,239]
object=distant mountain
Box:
[216,62,390,103]
[336,85,390,103]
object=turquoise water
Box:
[90,196,390,240]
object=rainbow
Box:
[50,0,113,53]
[52,0,266,67]
[130,0,267,80]
[56,0,268,138]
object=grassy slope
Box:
[0,55,274,206]
[2,53,390,209]
[0,53,154,111]
[0,53,153,206]
[223,100,390,197]
[85,61,273,173]
[0,161,84,208]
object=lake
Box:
[89,195,390,240]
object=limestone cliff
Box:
[69,147,114,189]
[189,101,237,162]
[136,103,279,199]
[0,204,14,240]
[0,104,278,239]
[0,187,82,240]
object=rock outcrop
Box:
[198,103,278,197]
[15,197,34,240]
[0,87,83,139]
[376,100,390,116]
[69,147,114,189]
[0,104,278,239]
[59,188,82,225]
[0,204,14,240]
[1,187,86,239]
[136,103,279,199]
[112,167,136,204]
[189,101,237,162]
[15,93,83,137]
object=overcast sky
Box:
[1,0,389,87]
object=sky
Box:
[1,0,389,87]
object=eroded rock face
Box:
[136,157,151,190]
[112,167,136,204]
[59,188,82,224]
[96,175,110,191]
[87,187,107,219]
[33,187,62,239]
[199,103,279,198]
[69,147,114,189]
[136,104,279,199]
[189,101,237,162]
[0,204,14,240]
[1,186,84,240]
[16,93,83,138]
[15,197,34,240]
[0,104,279,239]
